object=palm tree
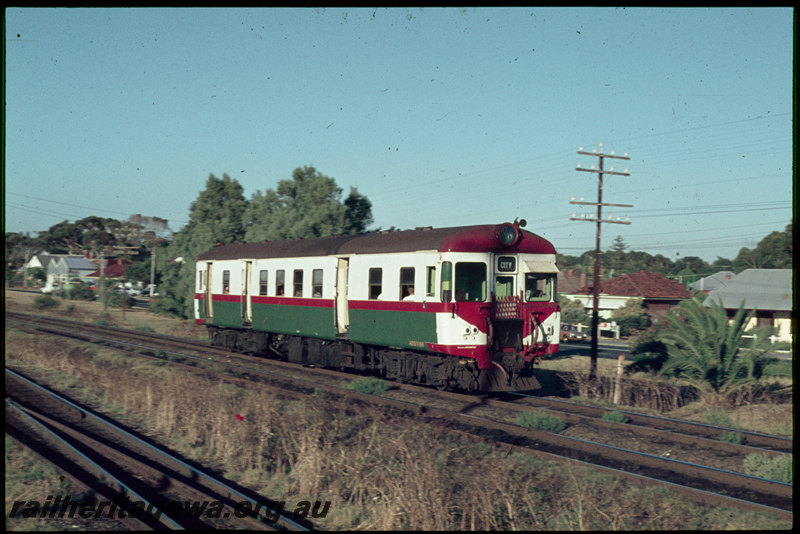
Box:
[652,297,780,398]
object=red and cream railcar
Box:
[195,221,559,392]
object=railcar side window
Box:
[426,266,436,297]
[259,270,268,296]
[399,267,415,300]
[312,269,323,298]
[525,273,554,301]
[368,268,382,300]
[293,270,303,297]
[276,270,285,296]
[440,262,452,302]
[223,271,230,294]
[455,262,487,302]
[197,270,204,291]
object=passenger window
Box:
[455,262,487,302]
[426,266,436,297]
[293,269,303,297]
[259,270,268,296]
[440,262,452,302]
[276,270,285,296]
[400,267,415,300]
[223,271,230,294]
[368,268,382,300]
[312,269,323,298]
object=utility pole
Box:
[571,144,632,380]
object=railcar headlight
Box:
[498,224,520,246]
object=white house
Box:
[703,269,793,343]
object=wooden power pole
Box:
[571,144,632,380]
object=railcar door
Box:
[204,262,213,318]
[242,261,253,325]
[335,257,349,334]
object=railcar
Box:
[194,221,560,392]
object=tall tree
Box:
[152,174,247,317]
[243,166,372,241]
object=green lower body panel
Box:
[348,309,437,350]
[202,298,336,339]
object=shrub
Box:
[718,431,744,445]
[516,410,567,433]
[743,453,793,484]
[602,410,630,424]
[33,295,59,310]
[704,409,736,428]
[65,280,96,301]
[346,377,391,395]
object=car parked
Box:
[560,324,588,343]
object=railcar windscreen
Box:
[524,273,554,301]
[454,262,487,302]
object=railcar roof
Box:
[196,224,556,261]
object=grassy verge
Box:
[4,327,791,530]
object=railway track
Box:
[6,310,793,522]
[5,367,309,531]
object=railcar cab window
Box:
[293,270,303,297]
[197,270,204,291]
[441,261,487,302]
[400,267,414,300]
[455,262,487,302]
[525,273,554,301]
[259,270,268,296]
[495,276,514,298]
[312,269,323,298]
[368,268,382,299]
[276,270,285,296]
[223,271,230,294]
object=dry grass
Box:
[5,291,793,529]
[4,326,792,530]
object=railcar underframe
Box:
[207,325,541,392]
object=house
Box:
[19,251,58,272]
[703,269,793,343]
[558,269,589,294]
[45,255,99,288]
[86,258,131,281]
[688,271,734,294]
[568,270,692,323]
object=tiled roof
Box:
[578,270,692,299]
[557,269,589,293]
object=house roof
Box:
[703,269,792,312]
[86,259,131,278]
[558,269,589,293]
[688,270,735,291]
[62,256,97,271]
[577,270,692,300]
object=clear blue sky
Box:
[4,7,794,263]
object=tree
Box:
[243,166,372,241]
[152,174,247,317]
[732,221,793,270]
[633,297,784,402]
[611,298,649,337]
[558,295,590,326]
